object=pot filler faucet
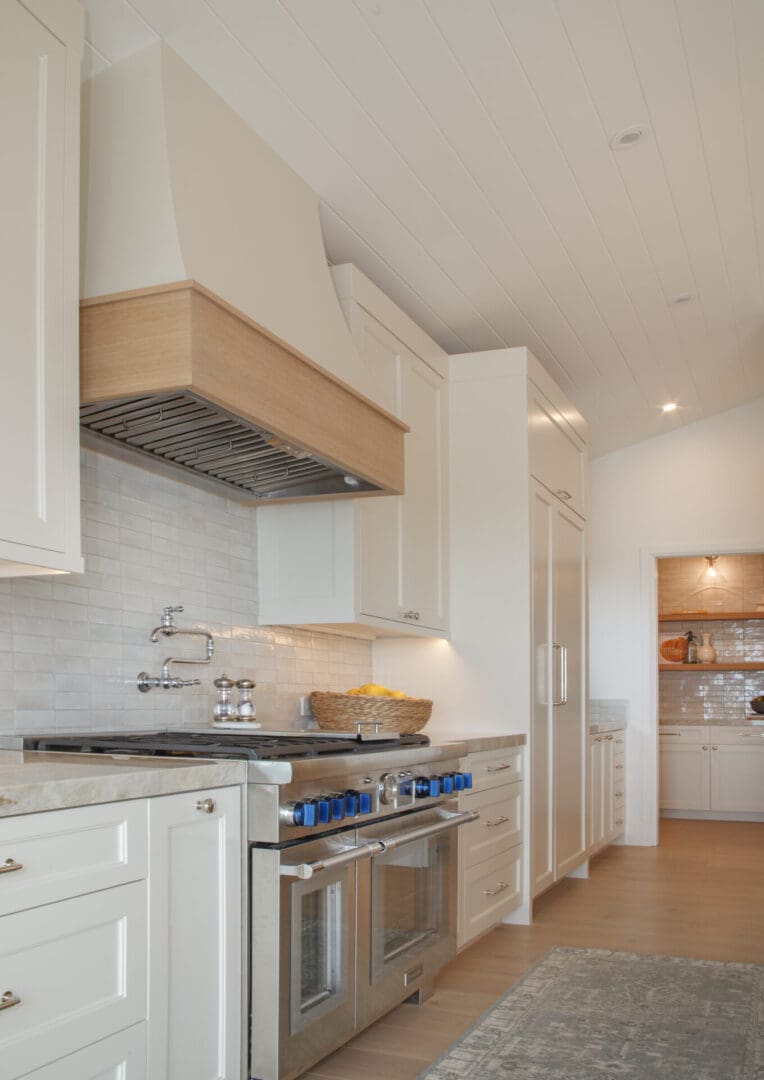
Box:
[137,605,215,692]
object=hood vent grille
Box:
[80,392,379,501]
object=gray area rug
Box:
[418,947,763,1079]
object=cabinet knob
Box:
[702,745,709,751]
[555,489,572,501]
[195,797,216,814]
[0,991,21,1011]
[712,745,718,751]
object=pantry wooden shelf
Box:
[659,662,764,672]
[659,611,764,622]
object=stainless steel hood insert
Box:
[80,391,379,501]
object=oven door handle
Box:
[279,840,385,881]
[372,809,480,855]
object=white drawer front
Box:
[460,846,522,947]
[460,785,522,868]
[0,883,147,1078]
[466,749,523,795]
[0,801,147,916]
[19,1023,147,1080]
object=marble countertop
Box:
[428,732,526,753]
[0,750,246,818]
[590,721,627,734]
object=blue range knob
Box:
[293,800,317,828]
[453,772,465,792]
[415,776,440,798]
[358,791,372,814]
[441,774,454,795]
[316,799,331,824]
[344,790,359,817]
[330,795,345,821]
[399,778,413,797]
[463,772,473,790]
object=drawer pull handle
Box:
[486,764,512,773]
[660,732,682,736]
[0,859,22,875]
[615,764,624,770]
[614,789,624,798]
[556,490,572,501]
[604,734,613,741]
[485,816,510,828]
[483,881,510,897]
[0,991,20,1011]
[196,798,216,814]
[615,819,624,827]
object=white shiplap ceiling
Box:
[81,0,764,456]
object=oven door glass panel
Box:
[289,867,350,1034]
[370,832,446,981]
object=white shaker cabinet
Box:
[588,730,626,855]
[147,786,243,1080]
[532,481,588,896]
[660,726,764,816]
[258,265,449,637]
[0,0,84,577]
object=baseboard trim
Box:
[661,810,764,823]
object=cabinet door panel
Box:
[148,787,242,1080]
[553,506,587,877]
[0,2,68,554]
[23,1023,147,1080]
[0,883,147,1078]
[400,356,447,631]
[528,382,586,518]
[711,746,764,812]
[659,744,710,810]
[531,484,554,897]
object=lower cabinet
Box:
[588,730,625,855]
[0,786,243,1080]
[147,786,243,1080]
[457,747,524,948]
[660,726,764,815]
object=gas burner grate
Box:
[30,730,430,761]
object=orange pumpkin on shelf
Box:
[660,636,689,663]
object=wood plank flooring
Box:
[301,819,764,1079]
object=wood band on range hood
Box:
[80,281,408,501]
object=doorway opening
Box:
[656,552,764,828]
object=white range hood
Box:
[79,43,405,501]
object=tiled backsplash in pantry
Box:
[0,449,371,735]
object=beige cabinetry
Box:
[457,747,524,947]
[0,788,242,1079]
[258,264,449,637]
[588,730,626,854]
[660,726,764,816]
[528,381,587,518]
[0,0,83,577]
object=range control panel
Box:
[279,769,473,829]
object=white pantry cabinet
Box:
[0,786,243,1080]
[660,726,764,816]
[258,264,449,637]
[0,0,83,577]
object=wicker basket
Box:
[309,691,432,734]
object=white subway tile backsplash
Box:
[0,449,372,735]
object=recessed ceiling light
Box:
[671,293,693,304]
[662,402,679,413]
[609,124,648,150]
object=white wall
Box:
[0,449,371,735]
[588,396,764,845]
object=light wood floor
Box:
[302,819,764,1079]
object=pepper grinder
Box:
[213,674,237,720]
[235,678,256,720]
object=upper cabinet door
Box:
[0,1,82,574]
[400,354,448,632]
[528,381,586,519]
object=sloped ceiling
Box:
[81,0,764,456]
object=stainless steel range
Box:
[22,729,476,1080]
